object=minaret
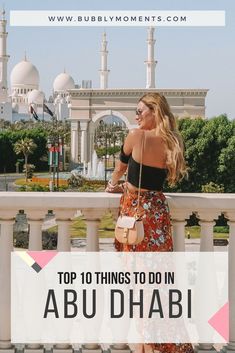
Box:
[0,8,9,101]
[145,27,157,89]
[99,32,109,89]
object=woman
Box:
[106,93,193,353]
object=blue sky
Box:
[4,0,235,119]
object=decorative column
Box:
[109,344,131,353]
[82,209,106,252]
[194,344,216,353]
[70,121,79,165]
[145,27,157,89]
[24,210,46,353]
[199,220,214,252]
[53,343,73,353]
[55,210,76,251]
[195,211,218,352]
[221,213,235,352]
[81,344,102,353]
[0,211,16,353]
[24,344,44,353]
[79,209,105,353]
[198,211,218,252]
[53,211,75,353]
[28,220,43,250]
[26,210,46,251]
[108,209,131,353]
[171,210,189,251]
[80,121,88,164]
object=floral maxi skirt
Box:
[115,190,194,353]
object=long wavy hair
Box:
[139,92,188,186]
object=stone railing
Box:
[0,192,235,353]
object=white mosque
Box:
[0,9,80,122]
[0,9,208,126]
[9,54,77,122]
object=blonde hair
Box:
[139,93,188,186]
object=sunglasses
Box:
[136,109,143,116]
[136,108,152,116]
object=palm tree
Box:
[14,138,37,182]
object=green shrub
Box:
[58,185,69,192]
[18,185,27,191]
[14,230,57,249]
[14,231,28,248]
[201,182,224,193]
[83,179,105,185]
[18,183,50,192]
[42,231,57,249]
[78,184,104,192]
[30,184,49,191]
[214,226,229,233]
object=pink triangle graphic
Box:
[27,251,58,269]
[208,302,229,341]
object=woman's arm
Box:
[105,160,127,193]
[109,160,128,186]
[106,129,141,192]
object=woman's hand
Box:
[105,180,124,193]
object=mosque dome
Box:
[53,72,75,92]
[27,89,44,104]
[10,59,39,88]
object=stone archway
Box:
[68,88,208,165]
[92,109,132,129]
[88,110,129,165]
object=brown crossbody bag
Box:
[115,133,145,245]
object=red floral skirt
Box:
[115,190,194,353]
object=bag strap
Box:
[121,131,145,218]
[136,131,145,217]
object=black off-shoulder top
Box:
[119,145,167,191]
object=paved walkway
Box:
[0,174,21,191]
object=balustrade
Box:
[0,192,234,353]
[221,213,235,353]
